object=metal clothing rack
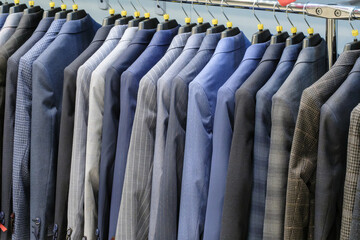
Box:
[158,0,360,68]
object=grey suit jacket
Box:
[263,40,327,240]
[0,12,22,46]
[284,49,360,240]
[116,30,188,240]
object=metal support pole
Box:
[326,18,338,68]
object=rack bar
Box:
[159,0,354,66]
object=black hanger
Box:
[0,2,14,14]
[178,22,196,34]
[206,19,225,35]
[43,6,61,18]
[102,9,121,26]
[270,30,289,44]
[344,39,360,51]
[157,14,178,30]
[251,29,271,44]
[115,15,134,25]
[286,31,305,46]
[9,1,27,14]
[128,11,145,28]
[55,8,71,20]
[302,33,321,48]
[221,22,240,39]
[66,3,86,21]
[139,15,159,30]
[23,2,41,14]
[192,21,211,34]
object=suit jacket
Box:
[220,42,285,240]
[160,32,220,240]
[30,15,100,240]
[149,32,205,240]
[315,57,360,240]
[12,17,64,240]
[284,49,360,240]
[204,41,269,240]
[263,40,327,240]
[341,65,360,240]
[349,108,360,239]
[66,24,126,240]
[0,13,8,30]
[248,42,302,240]
[100,28,156,240]
[69,26,136,239]
[54,25,112,240]
[0,12,22,46]
[115,27,185,240]
[178,32,250,240]
[0,15,52,240]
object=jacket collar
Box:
[16,9,44,29]
[148,25,180,47]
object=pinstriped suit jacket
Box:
[13,18,65,240]
[115,28,187,240]
[54,25,112,240]
[341,71,360,240]
[149,32,205,240]
[0,16,52,240]
[262,40,327,240]
[316,58,360,240]
[69,24,126,240]
[284,49,360,240]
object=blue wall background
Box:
[32,0,359,54]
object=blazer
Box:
[262,39,327,240]
[204,41,269,240]
[0,13,8,30]
[349,107,360,239]
[162,32,221,240]
[341,64,360,240]
[68,24,126,240]
[149,32,205,240]
[0,15,52,240]
[69,25,136,239]
[178,32,250,240]
[220,42,285,240]
[115,27,185,240]
[315,57,360,240]
[0,12,22,46]
[30,15,100,240]
[54,25,112,240]
[284,49,360,240]
[248,42,302,240]
[12,17,64,240]
[100,28,156,240]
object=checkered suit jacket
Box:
[285,49,360,240]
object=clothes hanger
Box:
[344,7,360,51]
[178,0,196,34]
[156,0,177,30]
[55,0,71,19]
[220,0,240,38]
[24,0,41,14]
[43,1,61,18]
[127,0,145,28]
[66,0,86,21]
[302,3,321,48]
[270,2,289,44]
[115,0,133,25]
[138,0,159,30]
[0,1,15,13]
[191,0,210,34]
[102,1,121,26]
[205,0,225,34]
[9,0,27,14]
[285,4,305,46]
[251,0,271,44]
